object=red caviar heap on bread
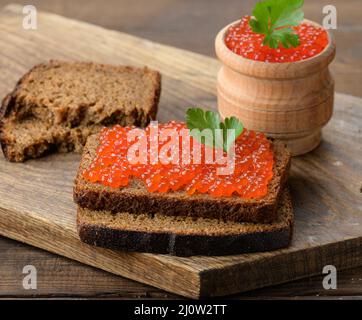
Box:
[82,121,274,198]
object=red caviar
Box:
[82,121,274,198]
[225,16,328,62]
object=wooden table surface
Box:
[0,0,361,299]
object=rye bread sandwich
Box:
[74,134,291,224]
[73,109,293,256]
[0,60,161,162]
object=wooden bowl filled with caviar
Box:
[215,0,335,155]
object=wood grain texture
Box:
[1,236,362,299]
[0,5,361,299]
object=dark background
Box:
[0,0,361,299]
[0,0,361,97]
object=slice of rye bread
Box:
[0,60,161,162]
[77,188,293,256]
[74,133,291,223]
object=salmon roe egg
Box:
[82,122,274,199]
[225,16,328,62]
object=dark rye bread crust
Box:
[77,189,294,256]
[0,60,161,162]
[74,133,291,223]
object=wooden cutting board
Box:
[0,4,361,299]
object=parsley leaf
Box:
[186,108,244,152]
[249,0,304,49]
[186,108,221,149]
[220,117,244,152]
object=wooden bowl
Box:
[215,19,336,155]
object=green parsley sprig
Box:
[249,0,304,49]
[186,108,243,152]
